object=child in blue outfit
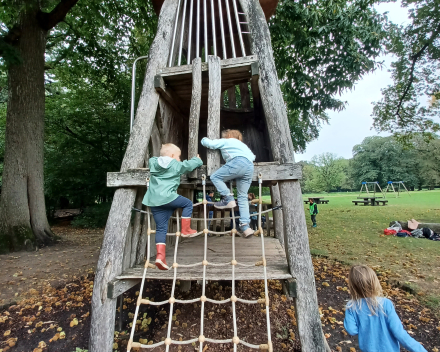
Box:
[344,265,427,352]
[142,143,202,270]
[201,129,256,238]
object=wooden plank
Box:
[130,188,145,268]
[115,236,292,281]
[107,278,140,299]
[188,58,202,178]
[158,55,258,78]
[154,75,188,116]
[107,163,302,187]
[206,56,222,176]
[89,1,180,349]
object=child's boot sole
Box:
[155,259,169,270]
[214,201,237,209]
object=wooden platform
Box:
[117,236,291,281]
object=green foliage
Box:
[372,0,440,137]
[270,0,386,151]
[303,153,349,192]
[71,203,111,229]
[351,136,420,188]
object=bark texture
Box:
[0,5,53,252]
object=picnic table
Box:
[353,197,388,206]
[303,197,329,204]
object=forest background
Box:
[0,0,439,248]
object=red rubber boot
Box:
[155,243,169,270]
[181,218,197,237]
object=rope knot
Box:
[198,335,205,342]
[200,295,207,302]
[232,336,240,344]
[230,295,237,302]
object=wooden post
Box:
[89,0,179,350]
[270,184,284,247]
[238,0,327,350]
[227,86,236,108]
[130,188,145,268]
[206,56,221,176]
[239,82,250,108]
[188,58,202,178]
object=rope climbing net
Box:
[127,173,274,352]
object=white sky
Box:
[295,1,411,161]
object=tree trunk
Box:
[0,5,53,253]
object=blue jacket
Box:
[201,137,255,163]
[344,298,427,352]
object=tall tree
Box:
[307,153,345,192]
[270,0,386,151]
[350,136,420,188]
[0,0,79,252]
[372,0,440,138]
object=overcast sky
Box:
[295,2,410,161]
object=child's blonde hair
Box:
[221,129,243,141]
[347,265,383,315]
[160,143,180,156]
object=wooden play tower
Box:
[89,0,327,350]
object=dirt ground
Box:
[0,226,102,307]
[0,226,439,352]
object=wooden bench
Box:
[352,200,370,206]
[375,200,388,206]
[321,200,329,204]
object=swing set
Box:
[385,181,411,197]
[358,181,386,198]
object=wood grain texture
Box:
[270,184,284,247]
[130,188,145,268]
[188,58,202,178]
[238,0,294,164]
[89,0,179,350]
[107,163,302,187]
[238,0,326,349]
[154,75,188,116]
[207,56,222,176]
[279,181,327,352]
[116,236,292,282]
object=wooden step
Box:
[107,162,302,188]
[107,236,292,299]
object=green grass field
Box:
[264,190,440,310]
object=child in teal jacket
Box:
[143,143,202,270]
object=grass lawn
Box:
[264,189,440,311]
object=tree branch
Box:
[395,24,440,121]
[37,0,80,31]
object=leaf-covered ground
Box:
[0,224,439,352]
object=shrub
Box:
[71,203,111,228]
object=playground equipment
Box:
[385,181,410,197]
[358,181,386,198]
[89,0,328,350]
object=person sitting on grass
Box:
[201,129,256,238]
[309,198,318,228]
[344,265,427,352]
[142,143,202,270]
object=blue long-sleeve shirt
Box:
[201,137,255,163]
[344,298,427,352]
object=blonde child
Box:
[344,265,427,352]
[142,143,202,270]
[201,129,255,238]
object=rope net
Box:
[127,173,273,352]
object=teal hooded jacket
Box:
[142,156,202,207]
